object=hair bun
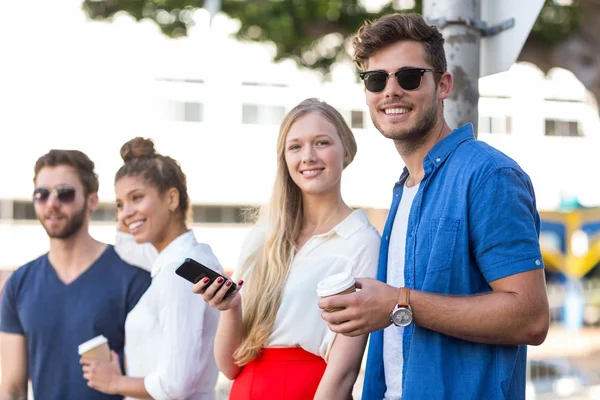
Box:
[120,137,157,162]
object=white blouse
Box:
[120,230,222,400]
[237,209,380,360]
[114,231,158,272]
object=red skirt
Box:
[229,348,327,400]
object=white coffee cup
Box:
[317,272,356,312]
[78,335,111,362]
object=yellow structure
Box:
[540,208,600,278]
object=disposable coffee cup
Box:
[317,272,356,312]
[78,335,111,362]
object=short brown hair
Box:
[352,13,447,73]
[115,137,189,220]
[34,150,99,195]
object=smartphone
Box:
[175,258,237,299]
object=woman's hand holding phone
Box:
[193,277,243,311]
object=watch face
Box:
[392,307,413,327]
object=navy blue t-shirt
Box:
[0,245,151,400]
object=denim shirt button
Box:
[535,259,541,266]
[436,157,441,162]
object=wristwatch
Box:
[390,287,413,327]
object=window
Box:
[91,204,117,222]
[351,110,364,129]
[529,361,562,380]
[545,119,581,137]
[478,116,512,134]
[0,199,10,219]
[11,202,118,221]
[13,201,36,220]
[340,110,365,129]
[242,104,285,125]
[169,101,203,122]
[184,102,203,122]
[192,205,248,224]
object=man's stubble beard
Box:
[373,93,439,154]
[40,199,88,239]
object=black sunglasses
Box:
[359,67,444,93]
[33,186,76,204]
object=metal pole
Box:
[205,0,221,26]
[423,0,481,135]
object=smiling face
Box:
[284,112,346,197]
[34,165,95,239]
[365,40,448,145]
[115,175,175,251]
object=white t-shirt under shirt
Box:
[118,230,222,400]
[236,209,381,360]
[384,182,419,400]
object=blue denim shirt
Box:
[363,124,543,400]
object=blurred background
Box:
[0,0,599,399]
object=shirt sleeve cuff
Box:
[0,326,24,335]
[144,372,169,400]
[483,254,544,282]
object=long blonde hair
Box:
[233,98,358,365]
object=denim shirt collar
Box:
[395,123,475,187]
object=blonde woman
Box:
[193,98,380,400]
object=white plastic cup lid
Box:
[316,272,356,297]
[78,335,108,355]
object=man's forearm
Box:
[411,289,548,345]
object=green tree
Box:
[83,0,600,103]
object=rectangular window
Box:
[184,102,203,122]
[350,110,364,129]
[13,201,36,220]
[545,119,581,137]
[170,101,203,122]
[11,202,118,221]
[91,204,117,222]
[0,199,11,219]
[242,104,285,125]
[192,206,247,224]
[478,116,512,134]
[340,110,365,129]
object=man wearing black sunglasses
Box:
[0,150,151,400]
[319,13,549,400]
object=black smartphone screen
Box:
[175,258,237,299]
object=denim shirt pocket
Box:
[427,218,460,273]
[422,218,460,294]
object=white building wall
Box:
[0,1,599,270]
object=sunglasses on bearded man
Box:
[33,186,77,204]
[359,67,444,93]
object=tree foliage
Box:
[83,0,412,73]
[83,0,598,102]
[82,0,579,73]
[531,0,580,45]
